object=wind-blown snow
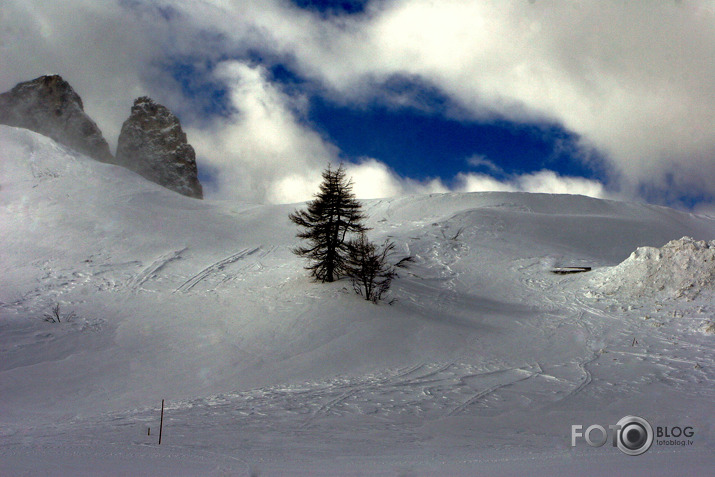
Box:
[1,125,714,475]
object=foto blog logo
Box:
[571,415,654,456]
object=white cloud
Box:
[190,63,448,203]
[2,0,714,205]
[517,171,608,198]
[183,0,715,201]
[0,0,170,148]
[456,174,518,194]
[466,154,504,174]
[346,158,448,200]
[157,58,449,204]
[457,170,609,199]
[187,61,335,203]
[345,159,404,200]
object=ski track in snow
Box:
[18,360,565,439]
[128,248,186,291]
[123,360,563,434]
[447,364,542,416]
[297,362,462,428]
[563,351,600,399]
[174,246,267,293]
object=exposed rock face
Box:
[0,75,113,162]
[115,97,203,199]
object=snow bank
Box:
[592,237,715,300]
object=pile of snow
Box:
[592,237,715,301]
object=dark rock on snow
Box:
[115,97,203,199]
[0,75,113,162]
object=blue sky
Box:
[306,96,599,185]
[162,38,612,202]
[1,0,714,210]
[171,56,604,191]
[291,0,371,16]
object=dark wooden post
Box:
[159,399,165,445]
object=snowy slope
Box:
[1,125,714,475]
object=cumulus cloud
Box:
[517,171,608,198]
[187,61,335,203]
[2,0,713,206]
[457,170,609,199]
[346,158,448,199]
[175,0,715,201]
[457,174,518,194]
[189,61,448,203]
[277,0,715,200]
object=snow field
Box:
[1,125,715,475]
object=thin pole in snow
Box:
[159,399,164,445]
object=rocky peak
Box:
[115,97,203,199]
[0,75,113,162]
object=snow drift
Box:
[592,237,715,301]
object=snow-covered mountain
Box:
[0,76,204,199]
[0,75,113,163]
[115,96,203,199]
[1,125,713,475]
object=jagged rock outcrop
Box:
[115,97,203,199]
[0,75,113,162]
